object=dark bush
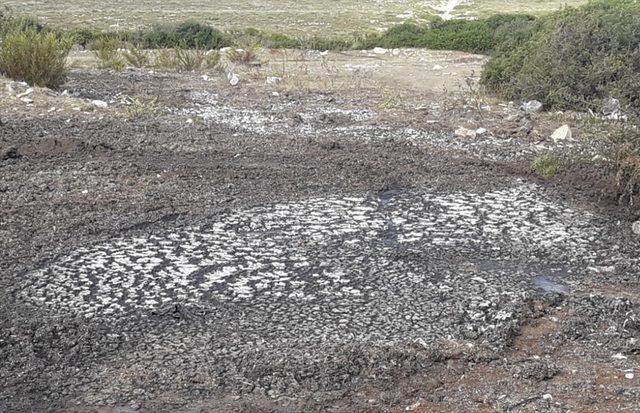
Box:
[482,0,640,115]
[140,21,229,49]
[373,15,536,54]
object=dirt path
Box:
[1,53,639,412]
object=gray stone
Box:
[92,100,108,108]
[602,97,621,116]
[632,221,640,236]
[550,125,572,143]
[521,100,543,113]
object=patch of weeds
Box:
[607,123,640,205]
[120,96,164,120]
[121,44,150,68]
[0,26,72,88]
[173,48,208,71]
[378,89,403,109]
[533,153,562,179]
[154,48,221,71]
[225,47,258,65]
[91,36,126,69]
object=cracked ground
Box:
[1,53,640,412]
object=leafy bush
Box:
[374,16,525,53]
[482,0,640,115]
[140,21,229,49]
[0,27,72,88]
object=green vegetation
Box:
[606,124,640,204]
[482,0,640,116]
[0,25,72,88]
[0,0,585,36]
[532,153,562,179]
[139,21,230,49]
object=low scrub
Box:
[154,48,221,71]
[607,123,640,205]
[373,14,535,53]
[532,153,562,179]
[140,21,230,49]
[482,0,640,115]
[0,27,72,88]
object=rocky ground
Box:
[1,49,639,412]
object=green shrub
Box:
[0,27,72,88]
[532,153,562,179]
[0,15,43,38]
[376,20,484,53]
[607,123,640,204]
[482,0,640,115]
[140,21,229,49]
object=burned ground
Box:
[1,55,639,412]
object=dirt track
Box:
[1,53,639,412]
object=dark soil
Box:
[1,69,639,412]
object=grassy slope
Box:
[3,0,586,35]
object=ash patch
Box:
[20,183,601,349]
[182,91,537,162]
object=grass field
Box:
[3,0,586,35]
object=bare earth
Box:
[1,49,639,412]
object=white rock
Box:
[632,220,640,235]
[201,74,210,81]
[454,127,475,138]
[392,49,401,56]
[266,76,282,85]
[475,128,488,136]
[320,50,329,56]
[625,373,635,379]
[220,47,232,53]
[20,97,33,104]
[432,64,444,70]
[550,125,572,143]
[612,353,628,360]
[602,97,621,117]
[228,73,240,86]
[91,100,108,108]
[542,394,553,400]
[373,47,387,55]
[521,100,543,113]
[16,88,33,98]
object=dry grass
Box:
[0,28,72,88]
